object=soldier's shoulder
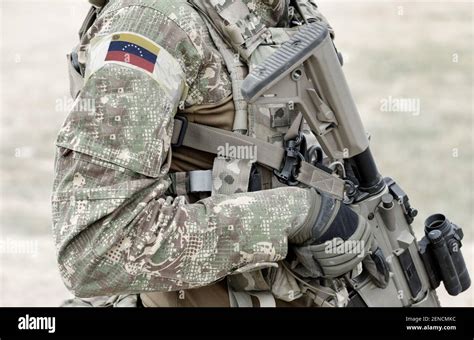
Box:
[97,0,231,104]
[102,0,207,52]
[105,0,197,14]
[96,0,210,83]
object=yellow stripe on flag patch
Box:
[112,33,161,55]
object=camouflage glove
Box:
[289,191,389,287]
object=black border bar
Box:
[0,307,472,339]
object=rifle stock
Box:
[242,22,470,307]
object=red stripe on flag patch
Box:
[105,51,155,73]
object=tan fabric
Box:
[170,95,235,173]
[141,281,312,307]
[182,95,235,128]
[141,281,231,307]
[170,147,215,173]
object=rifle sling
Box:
[172,119,345,200]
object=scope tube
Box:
[425,214,471,292]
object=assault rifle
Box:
[241,22,470,307]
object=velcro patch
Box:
[106,33,160,73]
[86,32,186,102]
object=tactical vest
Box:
[183,1,340,307]
[68,0,346,307]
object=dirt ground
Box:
[0,0,472,307]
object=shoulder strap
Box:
[192,5,250,133]
[189,0,271,62]
[79,0,109,40]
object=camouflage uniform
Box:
[52,0,314,297]
[53,0,319,305]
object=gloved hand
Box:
[288,190,389,288]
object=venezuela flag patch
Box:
[85,31,187,103]
[105,33,160,73]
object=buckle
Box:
[273,133,305,186]
[171,115,188,148]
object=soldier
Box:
[53,0,387,307]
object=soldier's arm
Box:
[52,3,317,298]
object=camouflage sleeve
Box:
[52,1,315,297]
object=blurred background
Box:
[0,0,472,307]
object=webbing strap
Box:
[172,119,345,200]
[227,286,276,308]
[297,162,345,199]
[189,0,250,133]
[251,292,277,308]
[170,171,213,195]
[228,291,253,308]
[189,170,213,193]
[79,1,109,40]
[78,6,98,40]
[206,26,249,133]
